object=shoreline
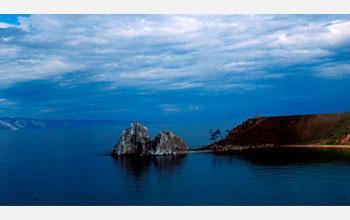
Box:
[109,145,350,157]
[276,145,350,149]
[191,144,350,154]
[186,149,215,154]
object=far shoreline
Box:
[276,145,350,149]
[189,144,350,154]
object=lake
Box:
[1,124,350,205]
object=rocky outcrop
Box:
[111,123,187,156]
[150,131,187,155]
[111,122,152,155]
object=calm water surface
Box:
[1,125,350,205]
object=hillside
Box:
[207,112,350,150]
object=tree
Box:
[209,129,222,143]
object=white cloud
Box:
[0,44,20,56]
[169,82,204,90]
[0,22,14,28]
[315,63,350,78]
[159,104,200,114]
[327,20,350,36]
[0,55,85,86]
[1,14,350,91]
[224,61,259,69]
[159,104,181,113]
[0,98,16,106]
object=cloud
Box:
[0,98,16,107]
[315,63,350,78]
[1,15,349,89]
[159,104,200,114]
[0,22,15,28]
[1,15,350,119]
[0,55,85,87]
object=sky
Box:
[0,14,349,122]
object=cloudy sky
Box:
[0,14,349,122]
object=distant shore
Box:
[187,149,215,153]
[191,144,350,154]
[276,145,350,149]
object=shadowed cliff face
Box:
[210,112,350,148]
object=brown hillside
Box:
[211,112,350,149]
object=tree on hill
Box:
[209,129,223,143]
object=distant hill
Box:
[0,117,130,131]
[207,112,350,149]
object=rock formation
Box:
[111,122,187,156]
[150,131,186,155]
[111,122,152,155]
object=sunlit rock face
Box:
[151,131,186,155]
[111,122,152,155]
[111,123,187,156]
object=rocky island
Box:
[110,122,187,156]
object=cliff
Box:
[207,112,350,150]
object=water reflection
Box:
[152,155,187,171]
[214,147,350,166]
[112,155,186,186]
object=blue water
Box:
[1,125,350,205]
